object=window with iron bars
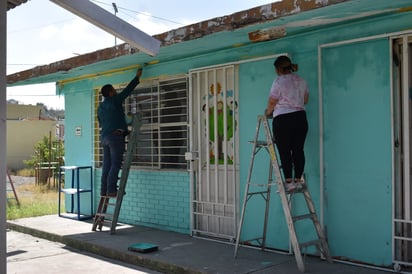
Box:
[94,76,189,170]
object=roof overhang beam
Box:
[49,0,160,56]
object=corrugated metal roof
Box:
[7,0,28,11]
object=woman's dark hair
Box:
[274,55,293,73]
[101,84,113,97]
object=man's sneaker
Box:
[285,182,297,192]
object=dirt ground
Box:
[6,176,36,199]
[7,176,35,188]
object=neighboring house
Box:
[7,102,43,120]
[7,0,412,271]
[6,103,63,170]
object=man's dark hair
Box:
[101,84,114,97]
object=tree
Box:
[24,136,64,185]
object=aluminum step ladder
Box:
[92,113,141,234]
[234,115,332,272]
[6,169,20,206]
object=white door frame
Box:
[391,34,412,270]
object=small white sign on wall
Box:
[75,126,82,136]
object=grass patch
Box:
[16,168,35,177]
[7,182,64,220]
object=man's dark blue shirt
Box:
[98,76,140,139]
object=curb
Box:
[7,221,203,274]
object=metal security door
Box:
[392,35,412,270]
[189,65,238,240]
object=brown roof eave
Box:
[6,43,139,85]
[7,0,348,85]
[7,0,28,11]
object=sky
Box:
[7,0,275,110]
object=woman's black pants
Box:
[272,111,308,180]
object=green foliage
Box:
[24,136,64,168]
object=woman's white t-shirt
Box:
[269,73,309,118]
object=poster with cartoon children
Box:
[202,82,238,165]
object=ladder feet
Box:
[92,217,104,231]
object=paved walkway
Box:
[7,215,394,274]
[7,229,161,274]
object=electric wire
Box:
[7,0,184,69]
[91,0,184,26]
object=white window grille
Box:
[94,76,189,170]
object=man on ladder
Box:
[92,67,143,233]
[98,67,143,198]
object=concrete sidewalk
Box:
[7,229,161,274]
[7,215,392,274]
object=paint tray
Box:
[128,242,158,253]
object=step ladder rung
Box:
[257,140,268,144]
[94,213,113,219]
[100,200,116,206]
[251,140,268,147]
[247,190,270,196]
[292,213,316,222]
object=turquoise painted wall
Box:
[322,39,392,265]
[238,53,323,251]
[59,2,412,266]
[63,84,94,215]
[94,169,190,234]
[235,12,406,266]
